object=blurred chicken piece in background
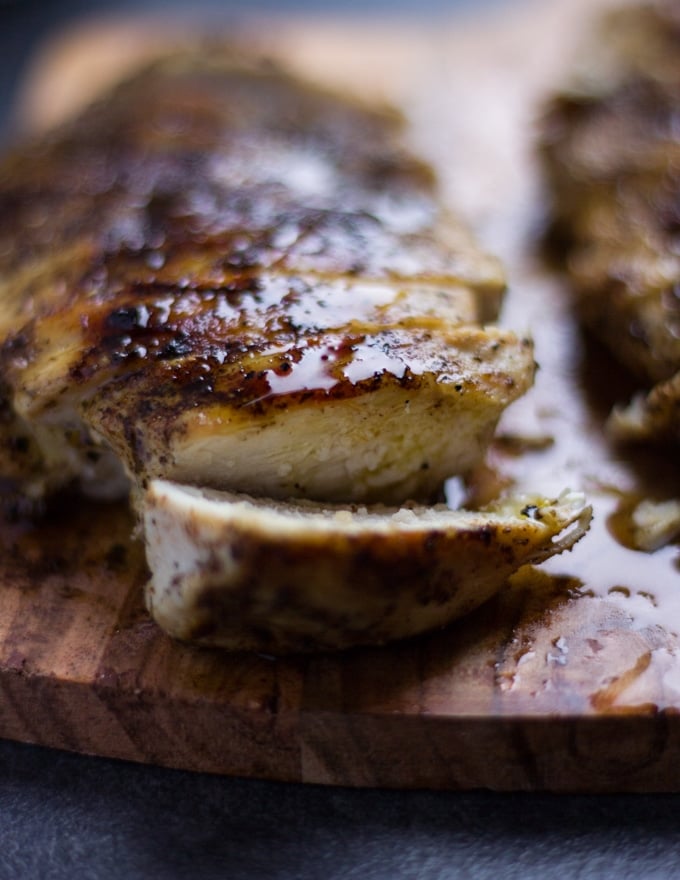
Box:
[540,0,680,445]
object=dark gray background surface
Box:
[0,1,679,877]
[1,737,680,880]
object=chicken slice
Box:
[540,1,680,444]
[144,481,592,653]
[11,303,532,504]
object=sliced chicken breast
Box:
[0,49,589,652]
[0,49,531,504]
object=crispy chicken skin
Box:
[0,50,533,504]
[540,1,680,443]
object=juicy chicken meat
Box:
[0,50,533,506]
[540,1,680,443]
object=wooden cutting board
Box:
[2,0,680,792]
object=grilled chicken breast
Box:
[540,1,680,443]
[0,50,532,505]
[0,49,589,651]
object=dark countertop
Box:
[1,1,679,877]
[1,737,680,880]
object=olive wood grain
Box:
[2,0,679,791]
